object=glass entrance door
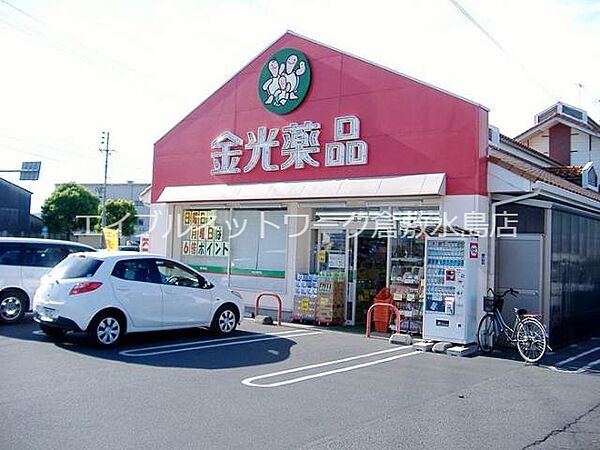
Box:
[316,229,389,326]
[346,231,388,325]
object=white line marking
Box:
[119,331,321,357]
[550,362,600,374]
[580,358,600,372]
[555,346,600,367]
[548,346,600,374]
[242,347,421,388]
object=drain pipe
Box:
[488,188,543,290]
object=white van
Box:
[0,238,95,324]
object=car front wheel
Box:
[210,305,239,335]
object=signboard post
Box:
[0,161,42,181]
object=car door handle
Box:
[116,286,130,292]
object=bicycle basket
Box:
[483,296,495,313]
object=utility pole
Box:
[99,131,114,229]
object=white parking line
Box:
[549,346,600,374]
[579,358,600,373]
[554,346,600,367]
[242,347,421,388]
[119,330,322,357]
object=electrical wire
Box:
[0,0,41,23]
[448,0,558,100]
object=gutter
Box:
[532,181,600,213]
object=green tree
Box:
[41,183,100,238]
[100,199,138,237]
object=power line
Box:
[0,0,41,23]
[0,135,151,174]
[448,0,558,101]
[0,1,145,82]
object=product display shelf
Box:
[390,265,424,335]
[293,271,345,325]
[315,277,345,326]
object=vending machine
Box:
[423,236,480,344]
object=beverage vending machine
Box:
[423,236,480,344]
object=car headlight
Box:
[230,290,243,300]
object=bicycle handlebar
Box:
[487,288,519,298]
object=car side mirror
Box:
[198,278,212,289]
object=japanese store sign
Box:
[210,115,368,175]
[182,210,230,258]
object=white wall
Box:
[527,133,549,157]
[148,203,171,256]
[571,131,591,166]
[488,163,533,193]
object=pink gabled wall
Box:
[152,32,488,203]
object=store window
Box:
[177,207,287,292]
[229,209,287,292]
[179,209,230,286]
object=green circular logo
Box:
[258,48,311,115]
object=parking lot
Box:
[2,317,600,450]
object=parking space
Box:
[543,337,600,375]
[2,316,600,450]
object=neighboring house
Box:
[515,103,600,189]
[81,181,151,240]
[0,177,40,237]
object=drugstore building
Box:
[148,32,600,347]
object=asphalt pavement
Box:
[1,315,599,450]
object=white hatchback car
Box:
[33,252,244,346]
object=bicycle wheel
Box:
[516,318,547,363]
[477,314,496,354]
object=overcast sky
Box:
[1,0,599,213]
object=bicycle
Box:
[477,288,548,363]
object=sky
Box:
[1,0,599,213]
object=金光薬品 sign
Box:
[210,116,368,176]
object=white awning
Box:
[156,173,446,204]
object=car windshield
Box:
[50,255,103,279]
